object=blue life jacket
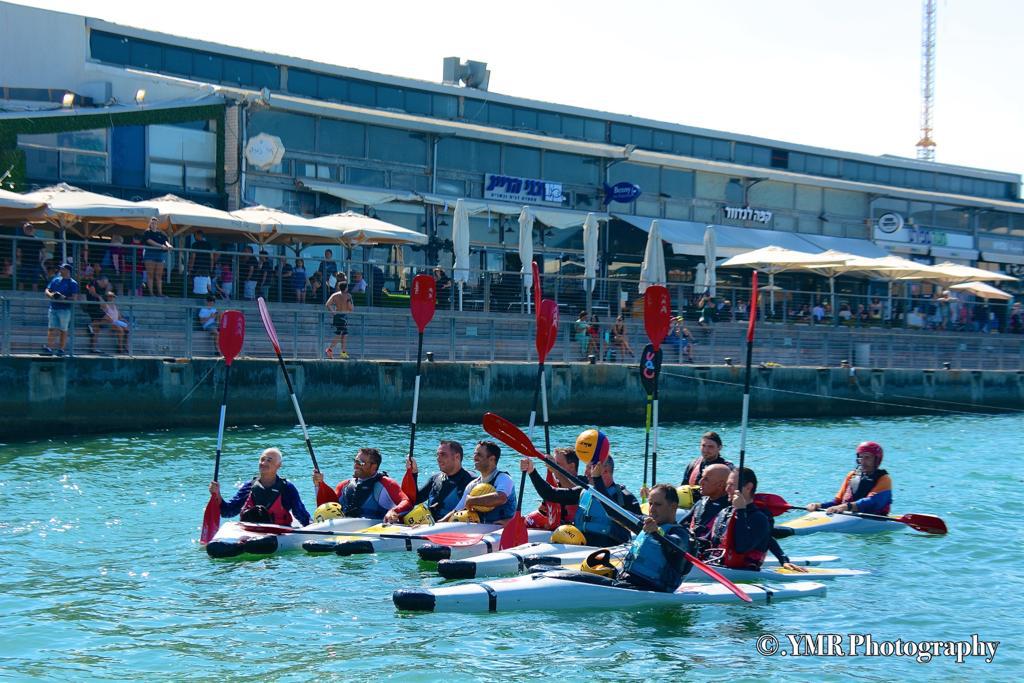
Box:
[338,472,388,519]
[469,470,517,523]
[427,469,474,519]
[574,485,632,545]
[621,523,690,592]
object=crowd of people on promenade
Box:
[210,429,892,593]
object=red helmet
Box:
[856,441,884,465]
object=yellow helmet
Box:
[313,502,343,523]
[451,509,481,523]
[575,429,610,464]
[550,524,587,546]
[676,485,701,510]
[404,503,435,527]
[581,548,617,578]
[469,483,497,512]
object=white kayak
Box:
[393,570,827,613]
[437,540,842,580]
[779,511,899,535]
[204,517,379,558]
[330,524,553,556]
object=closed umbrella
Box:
[518,206,534,314]
[703,226,717,297]
[583,211,599,315]
[639,219,666,294]
[452,199,471,311]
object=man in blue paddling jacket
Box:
[209,448,311,527]
[520,452,642,548]
[405,440,475,521]
[806,441,892,516]
[616,484,692,592]
[440,440,517,525]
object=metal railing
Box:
[4,294,1023,370]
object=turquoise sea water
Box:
[1,414,1021,681]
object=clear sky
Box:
[15,0,1024,178]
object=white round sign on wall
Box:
[245,133,285,171]
[876,212,905,234]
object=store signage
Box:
[603,181,642,205]
[484,173,564,204]
[872,224,974,249]
[723,205,773,224]
[876,212,904,234]
[245,133,285,170]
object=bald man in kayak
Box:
[313,447,412,521]
[806,441,892,515]
[209,447,311,526]
[678,463,731,550]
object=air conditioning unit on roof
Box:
[442,57,490,91]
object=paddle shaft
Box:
[515,363,545,515]
[641,394,652,501]
[651,380,660,485]
[738,271,758,472]
[212,361,233,483]
[409,330,424,463]
[270,340,320,473]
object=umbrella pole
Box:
[830,276,836,326]
[769,272,776,316]
[459,281,464,312]
[887,280,893,327]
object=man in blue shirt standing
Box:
[45,262,79,356]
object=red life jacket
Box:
[719,512,767,570]
[240,480,293,526]
[687,457,704,485]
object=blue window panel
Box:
[406,90,431,115]
[770,148,788,169]
[367,126,427,165]
[947,175,961,194]
[249,110,315,151]
[163,46,192,76]
[288,69,318,97]
[433,95,458,119]
[222,58,252,86]
[130,40,162,70]
[609,123,631,145]
[561,116,583,139]
[543,151,599,185]
[692,137,712,158]
[661,168,695,198]
[319,119,365,157]
[349,81,376,106]
[437,138,500,173]
[652,130,673,152]
[192,53,222,81]
[319,75,348,101]
[905,169,921,187]
[514,108,538,130]
[889,168,906,185]
[918,172,935,190]
[251,63,279,89]
[464,101,488,122]
[631,127,653,150]
[347,167,386,187]
[112,125,146,188]
[711,139,731,160]
[821,156,839,176]
[503,146,541,178]
[790,153,807,172]
[875,165,891,183]
[734,143,753,164]
[583,119,605,142]
[673,134,693,156]
[805,155,823,174]
[90,31,130,64]
[537,111,561,135]
[488,104,514,127]
[377,86,404,110]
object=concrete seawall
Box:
[4,356,1022,440]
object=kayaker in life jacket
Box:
[681,431,736,486]
[520,453,642,547]
[703,467,777,571]
[617,484,692,592]
[210,447,311,526]
[524,447,581,530]
[312,447,412,521]
[404,440,474,522]
[806,441,892,516]
[678,463,731,551]
[440,440,517,525]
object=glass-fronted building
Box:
[3,1,1023,293]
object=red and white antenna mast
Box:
[916,0,937,161]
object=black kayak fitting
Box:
[436,559,476,580]
[205,540,244,559]
[417,543,452,562]
[523,554,561,568]
[241,535,279,555]
[393,589,436,612]
[335,540,375,556]
[302,540,339,554]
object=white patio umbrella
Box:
[792,249,860,321]
[452,199,471,311]
[920,262,1018,285]
[720,245,845,314]
[839,255,940,321]
[306,211,428,247]
[136,194,259,237]
[703,225,717,297]
[229,205,336,247]
[950,281,1013,301]
[639,219,666,294]
[518,206,534,314]
[0,188,46,218]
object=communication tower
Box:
[916,0,937,161]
